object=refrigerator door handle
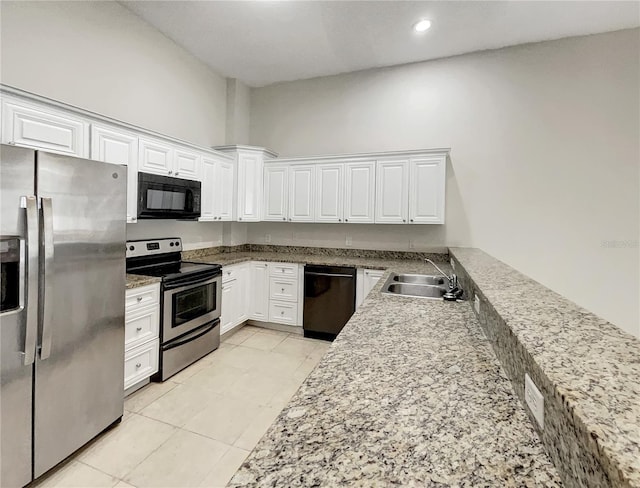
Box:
[39,197,54,360]
[21,195,39,365]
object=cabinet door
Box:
[237,152,263,222]
[289,165,315,222]
[91,124,139,223]
[375,159,409,224]
[174,148,201,180]
[250,262,270,321]
[409,156,446,224]
[236,264,249,323]
[2,98,89,157]
[263,165,289,222]
[315,163,343,223]
[217,159,235,221]
[139,137,173,176]
[199,157,216,221]
[221,279,237,334]
[344,162,375,223]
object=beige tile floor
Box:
[30,325,330,488]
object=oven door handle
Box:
[163,320,219,351]
[163,273,220,292]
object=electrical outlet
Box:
[345,236,353,246]
[474,295,480,314]
[525,373,545,428]
[264,234,271,243]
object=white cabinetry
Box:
[139,136,201,180]
[268,263,301,326]
[200,155,235,222]
[221,263,250,334]
[263,165,289,222]
[1,96,89,157]
[356,268,385,309]
[315,163,344,223]
[250,262,270,321]
[289,165,315,222]
[124,283,160,391]
[91,124,139,223]
[409,156,446,224]
[375,159,409,224]
[344,162,375,224]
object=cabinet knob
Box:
[282,217,286,221]
[403,219,406,222]
[135,363,142,368]
[282,269,285,273]
[338,219,342,222]
[7,141,15,146]
[410,219,414,222]
[239,217,242,221]
[264,264,268,267]
[281,310,284,315]
[136,327,142,332]
[137,297,143,302]
[175,171,180,176]
[168,170,173,175]
[288,218,292,221]
[281,288,285,292]
[345,219,348,222]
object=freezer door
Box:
[33,151,127,478]
[0,145,36,488]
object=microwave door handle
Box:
[21,196,38,365]
[39,197,54,360]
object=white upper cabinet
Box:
[174,148,201,180]
[409,156,446,224]
[1,97,89,158]
[375,159,409,224]
[315,163,344,223]
[216,158,235,221]
[289,165,315,222]
[200,155,235,222]
[138,136,174,176]
[344,161,375,224]
[264,165,289,222]
[199,156,216,221]
[237,151,264,222]
[90,124,139,223]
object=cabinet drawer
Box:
[269,300,298,325]
[125,306,159,350]
[269,277,297,302]
[125,283,160,313]
[269,262,298,278]
[124,339,159,390]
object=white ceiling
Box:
[121,1,640,87]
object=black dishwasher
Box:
[303,265,356,340]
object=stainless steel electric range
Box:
[126,238,221,381]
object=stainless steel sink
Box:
[392,274,446,286]
[381,273,453,300]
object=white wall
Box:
[0,1,227,147]
[226,79,251,144]
[249,29,640,337]
[126,221,224,251]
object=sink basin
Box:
[384,282,447,299]
[392,274,446,286]
[381,273,451,299]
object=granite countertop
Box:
[125,274,161,290]
[229,260,562,487]
[450,248,640,487]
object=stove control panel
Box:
[126,238,182,258]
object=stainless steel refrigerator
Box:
[0,144,126,487]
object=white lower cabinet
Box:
[124,283,160,392]
[356,268,385,309]
[268,262,301,326]
[250,262,270,321]
[221,262,250,334]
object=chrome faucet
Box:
[425,258,463,301]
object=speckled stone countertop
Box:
[450,248,640,487]
[125,274,161,290]
[229,260,562,487]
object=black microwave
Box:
[137,172,201,220]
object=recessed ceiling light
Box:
[413,19,432,33]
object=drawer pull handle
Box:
[137,297,143,302]
[136,327,142,332]
[175,171,180,176]
[136,362,142,368]
[281,310,284,314]
[281,288,285,292]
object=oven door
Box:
[138,172,201,220]
[163,274,221,342]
